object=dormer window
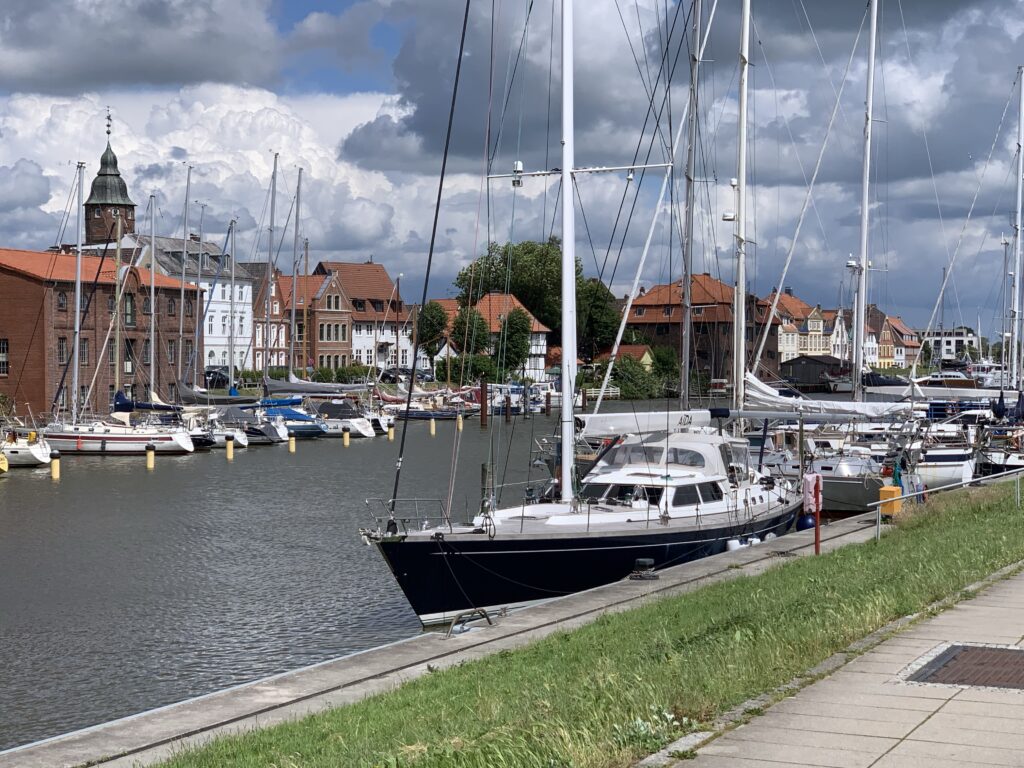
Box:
[635,307,646,317]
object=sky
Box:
[1,0,1024,336]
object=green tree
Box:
[451,307,491,355]
[436,354,496,384]
[577,278,620,362]
[609,355,659,399]
[496,307,533,375]
[454,237,580,340]
[416,301,450,368]
[650,346,679,379]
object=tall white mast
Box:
[149,194,157,398]
[1012,66,1023,388]
[177,166,192,381]
[289,167,302,373]
[229,220,236,389]
[731,0,751,412]
[681,0,701,410]
[71,161,84,421]
[265,152,278,378]
[559,0,577,502]
[852,0,879,401]
[194,200,206,385]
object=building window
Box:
[208,317,214,336]
[57,386,66,410]
[80,385,89,408]
[168,339,176,364]
[272,301,280,314]
[634,307,646,317]
[353,299,365,311]
[401,349,408,366]
[0,338,8,376]
[318,355,324,368]
[57,291,68,311]
[143,296,152,315]
[57,337,68,364]
[143,339,151,364]
[80,338,89,367]
[185,299,193,317]
[663,306,672,317]
[221,286,226,300]
[124,295,136,327]
[355,349,362,363]
[185,340,193,365]
[341,324,347,341]
[169,383,177,401]
[107,294,115,313]
[109,341,116,366]
[296,322,304,342]
[168,297,177,316]
[319,323,325,342]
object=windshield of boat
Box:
[602,443,663,468]
[579,483,665,505]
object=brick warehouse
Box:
[0,247,200,419]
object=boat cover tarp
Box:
[744,373,912,418]
[113,391,181,413]
[176,382,259,406]
[263,373,367,395]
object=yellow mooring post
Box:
[388,425,395,441]
[225,433,234,461]
[288,431,296,454]
[145,443,155,471]
[879,484,902,519]
[343,427,350,447]
[50,450,61,481]
[430,417,436,437]
[457,413,464,432]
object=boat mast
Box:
[1002,233,1010,376]
[1013,66,1023,388]
[265,152,278,380]
[681,0,701,410]
[114,213,123,395]
[302,237,309,371]
[149,194,156,398]
[229,221,236,390]
[177,166,191,381]
[289,167,302,374]
[852,0,878,402]
[72,161,84,421]
[731,0,750,412]
[194,200,206,385]
[559,0,577,502]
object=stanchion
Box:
[343,427,351,447]
[225,433,235,461]
[288,431,296,453]
[50,450,61,481]
[145,443,155,471]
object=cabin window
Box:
[672,485,701,507]
[665,448,705,467]
[57,291,68,311]
[580,483,610,502]
[697,482,724,501]
[604,443,662,467]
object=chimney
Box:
[784,286,793,296]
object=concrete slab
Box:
[893,738,1024,767]
[699,740,877,768]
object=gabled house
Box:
[279,273,352,371]
[887,316,921,367]
[595,344,654,372]
[251,266,289,372]
[822,309,850,363]
[432,294,549,380]
[625,273,780,384]
[867,305,893,368]
[315,260,428,370]
[767,287,812,363]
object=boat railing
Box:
[364,497,453,534]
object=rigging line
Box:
[52,165,79,249]
[487,0,535,170]
[541,0,556,239]
[973,160,1017,324]
[599,0,691,280]
[634,0,656,98]
[573,176,602,274]
[607,11,691,287]
[391,0,472,513]
[615,0,655,103]
[751,5,866,370]
[913,70,1019,379]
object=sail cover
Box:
[743,373,912,418]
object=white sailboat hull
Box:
[43,423,194,454]
[1,438,52,467]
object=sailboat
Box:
[361,0,800,626]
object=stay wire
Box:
[391,0,472,514]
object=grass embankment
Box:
[161,485,1024,768]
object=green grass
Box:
[160,484,1024,768]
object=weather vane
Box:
[105,107,112,137]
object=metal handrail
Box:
[866,464,1024,541]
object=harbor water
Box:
[0,413,566,751]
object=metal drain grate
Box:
[910,645,1024,689]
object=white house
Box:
[863,327,879,366]
[824,309,850,362]
[920,326,977,362]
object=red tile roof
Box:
[595,344,652,363]
[475,293,550,333]
[280,275,330,310]
[0,247,192,290]
[318,261,398,301]
[768,289,814,321]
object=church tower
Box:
[85,112,136,244]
